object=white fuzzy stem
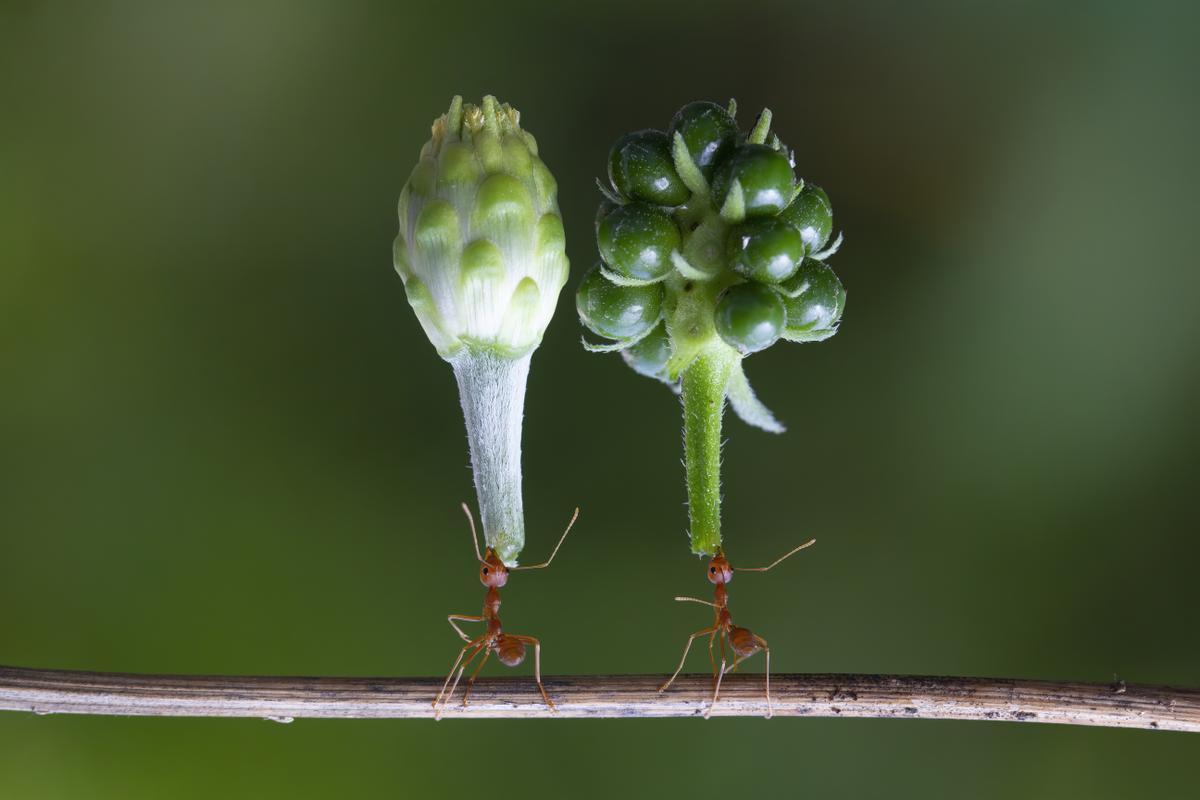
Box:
[450,350,530,564]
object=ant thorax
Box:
[483,586,502,617]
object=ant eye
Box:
[710,567,717,574]
[482,567,489,575]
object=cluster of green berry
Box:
[576,100,845,386]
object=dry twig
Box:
[2,666,1196,730]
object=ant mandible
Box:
[659,538,816,719]
[432,502,579,720]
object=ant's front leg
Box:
[705,632,728,720]
[660,625,720,695]
[459,647,493,709]
[433,639,485,720]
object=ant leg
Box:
[659,626,719,694]
[442,644,487,717]
[433,639,484,720]
[705,633,728,719]
[706,628,719,683]
[510,635,555,712]
[756,634,772,719]
[721,637,772,718]
[448,614,485,643]
[460,648,492,708]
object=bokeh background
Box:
[2,1,1198,797]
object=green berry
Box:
[597,202,680,281]
[726,217,805,284]
[714,282,785,354]
[576,264,663,340]
[608,130,690,206]
[620,322,673,379]
[668,101,737,180]
[780,260,845,340]
[711,144,795,218]
[780,184,833,253]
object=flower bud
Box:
[395,96,569,360]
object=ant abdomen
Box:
[729,626,761,657]
[495,636,526,667]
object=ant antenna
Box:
[513,507,580,570]
[459,502,484,563]
[674,596,717,607]
[738,538,816,573]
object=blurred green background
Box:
[2,1,1198,797]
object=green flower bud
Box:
[608,130,690,206]
[726,217,805,284]
[576,264,663,341]
[621,322,674,381]
[714,282,785,354]
[669,101,738,181]
[395,95,569,360]
[781,259,845,341]
[711,144,795,219]
[597,202,680,282]
[780,183,833,254]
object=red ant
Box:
[659,539,816,719]
[433,503,579,720]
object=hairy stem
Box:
[450,350,531,564]
[681,345,738,555]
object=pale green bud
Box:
[395,95,569,360]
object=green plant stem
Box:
[681,344,738,555]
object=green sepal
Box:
[781,325,840,344]
[580,318,660,353]
[671,131,710,199]
[719,179,746,224]
[598,265,668,287]
[671,250,716,280]
[596,177,625,205]
[748,108,773,145]
[809,231,844,261]
[725,359,785,433]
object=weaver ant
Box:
[660,539,816,719]
[433,503,579,719]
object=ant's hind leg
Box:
[756,635,772,719]
[660,626,719,694]
[511,635,555,712]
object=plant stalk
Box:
[450,349,531,564]
[681,344,738,555]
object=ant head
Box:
[707,552,733,585]
[495,636,526,667]
[479,550,509,588]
